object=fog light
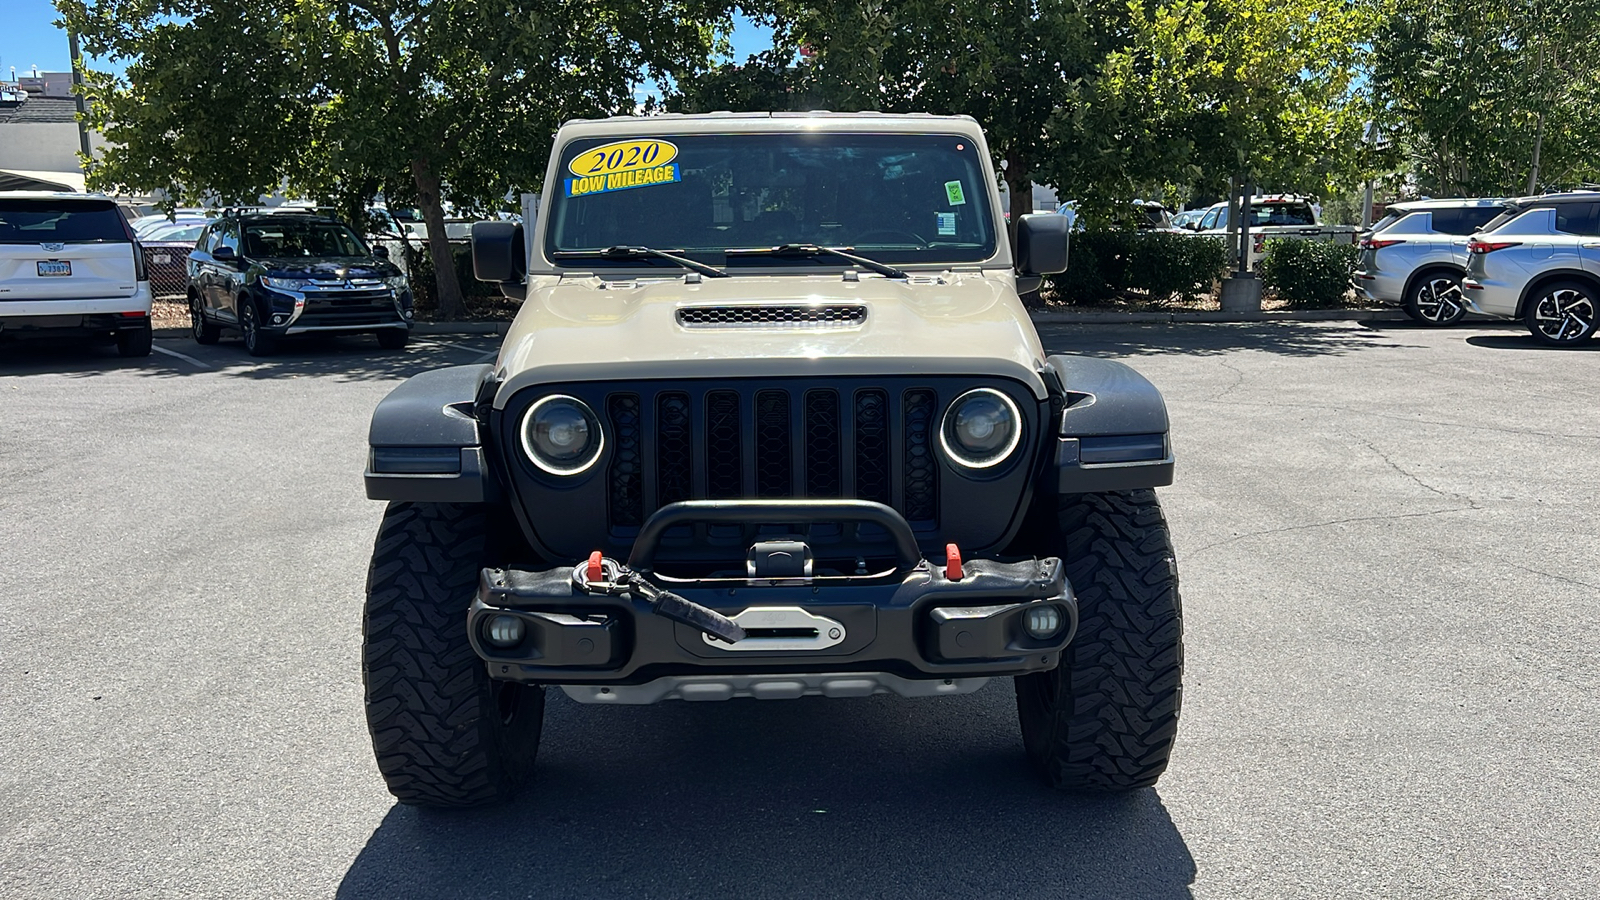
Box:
[485,614,525,647]
[272,314,287,325]
[1023,606,1061,640]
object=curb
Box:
[1028,308,1409,324]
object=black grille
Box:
[854,389,892,505]
[594,383,980,538]
[755,390,793,497]
[903,389,938,523]
[804,390,841,498]
[607,394,643,526]
[656,392,692,506]
[705,390,742,499]
[676,305,867,328]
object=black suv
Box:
[186,212,413,355]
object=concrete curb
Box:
[1028,308,1410,324]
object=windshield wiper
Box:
[726,243,908,280]
[552,245,728,278]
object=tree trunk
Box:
[1007,168,1033,245]
[1526,109,1545,196]
[410,156,467,321]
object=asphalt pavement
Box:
[1,321,1597,899]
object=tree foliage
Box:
[58,0,731,318]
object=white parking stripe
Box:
[472,349,499,363]
[152,345,212,369]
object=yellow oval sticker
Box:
[568,139,679,178]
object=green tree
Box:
[59,0,730,318]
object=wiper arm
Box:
[552,245,729,278]
[726,243,908,280]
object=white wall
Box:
[0,123,104,172]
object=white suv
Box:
[1354,198,1512,325]
[1461,192,1600,347]
[0,192,153,357]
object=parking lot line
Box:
[151,345,213,369]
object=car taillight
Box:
[1360,238,1406,250]
[1468,239,1521,254]
[118,212,149,281]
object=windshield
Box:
[0,199,131,244]
[1248,202,1316,227]
[545,132,997,268]
[243,220,368,258]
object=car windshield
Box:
[243,220,368,258]
[145,222,209,243]
[0,199,131,244]
[545,131,997,267]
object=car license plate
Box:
[151,254,171,264]
[37,260,72,277]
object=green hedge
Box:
[1259,239,1361,309]
[1046,229,1231,306]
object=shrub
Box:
[1259,239,1361,308]
[1045,229,1231,306]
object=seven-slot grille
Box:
[675,305,867,328]
[603,384,941,533]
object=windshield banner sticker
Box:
[566,139,681,198]
[944,180,967,206]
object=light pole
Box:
[67,27,92,160]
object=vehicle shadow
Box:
[0,334,497,382]
[1037,320,1424,359]
[337,690,1196,900]
[1465,333,1600,351]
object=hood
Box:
[494,272,1049,405]
[253,257,398,280]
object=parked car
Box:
[186,211,414,355]
[1353,198,1514,325]
[141,220,211,299]
[0,191,153,356]
[359,112,1181,808]
[1191,195,1360,269]
[1461,191,1600,346]
[131,211,212,238]
[1170,209,1204,231]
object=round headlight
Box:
[520,395,603,475]
[940,388,1022,469]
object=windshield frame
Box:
[533,122,1008,276]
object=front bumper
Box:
[259,285,413,335]
[471,555,1076,688]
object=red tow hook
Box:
[586,550,605,584]
[945,543,963,581]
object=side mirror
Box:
[213,245,237,262]
[372,245,390,260]
[471,221,526,284]
[1016,213,1071,275]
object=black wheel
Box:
[191,294,220,344]
[364,502,545,807]
[239,300,277,357]
[116,322,153,358]
[1524,280,1598,347]
[1403,271,1468,326]
[375,328,409,350]
[1014,489,1183,791]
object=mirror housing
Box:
[1015,214,1071,294]
[372,244,390,260]
[212,245,237,262]
[471,221,526,284]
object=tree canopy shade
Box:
[57,0,732,318]
[1370,0,1600,197]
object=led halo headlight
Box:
[940,388,1023,469]
[520,394,604,476]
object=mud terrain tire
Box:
[1014,489,1183,791]
[363,502,545,807]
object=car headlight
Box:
[940,388,1022,469]
[383,275,409,294]
[260,276,313,292]
[520,395,603,475]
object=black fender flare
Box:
[1043,355,1174,494]
[365,364,502,503]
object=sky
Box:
[4,1,770,82]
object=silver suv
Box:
[1461,192,1600,346]
[1354,198,1512,325]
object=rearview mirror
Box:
[372,245,390,260]
[471,221,526,284]
[1016,214,1071,275]
[213,245,237,261]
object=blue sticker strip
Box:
[566,163,681,198]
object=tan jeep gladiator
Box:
[362,112,1182,807]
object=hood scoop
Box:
[676,304,867,329]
